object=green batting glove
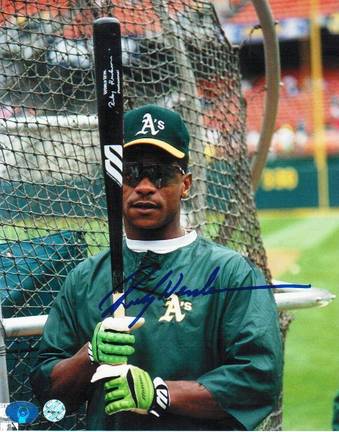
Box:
[88,320,135,365]
[102,364,170,417]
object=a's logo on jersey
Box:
[136,113,165,136]
[159,294,192,323]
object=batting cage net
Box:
[0,0,282,430]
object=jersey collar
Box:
[126,230,197,254]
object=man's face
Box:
[122,145,191,240]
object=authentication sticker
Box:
[5,401,39,425]
[43,399,66,423]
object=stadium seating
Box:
[226,0,338,24]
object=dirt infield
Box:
[266,248,300,277]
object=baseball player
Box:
[31,104,282,430]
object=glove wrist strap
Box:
[88,342,95,364]
[148,377,170,418]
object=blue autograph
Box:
[99,263,311,328]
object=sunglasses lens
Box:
[124,164,139,187]
[123,163,182,188]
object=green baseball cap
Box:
[124,104,190,159]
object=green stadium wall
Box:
[255,156,339,209]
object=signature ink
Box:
[99,263,159,318]
[99,264,311,328]
[107,57,121,108]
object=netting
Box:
[0,0,282,430]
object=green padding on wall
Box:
[255,157,319,209]
[0,230,87,318]
[328,156,339,207]
[0,178,106,219]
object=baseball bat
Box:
[93,17,125,317]
[91,20,144,382]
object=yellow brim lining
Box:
[124,138,185,159]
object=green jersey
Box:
[31,235,282,430]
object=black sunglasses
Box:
[123,162,186,188]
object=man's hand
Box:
[91,364,170,417]
[88,319,135,364]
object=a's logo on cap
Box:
[136,113,165,137]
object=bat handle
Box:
[112,292,126,319]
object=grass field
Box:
[258,210,339,431]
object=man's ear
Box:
[181,173,192,198]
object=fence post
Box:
[0,302,10,403]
